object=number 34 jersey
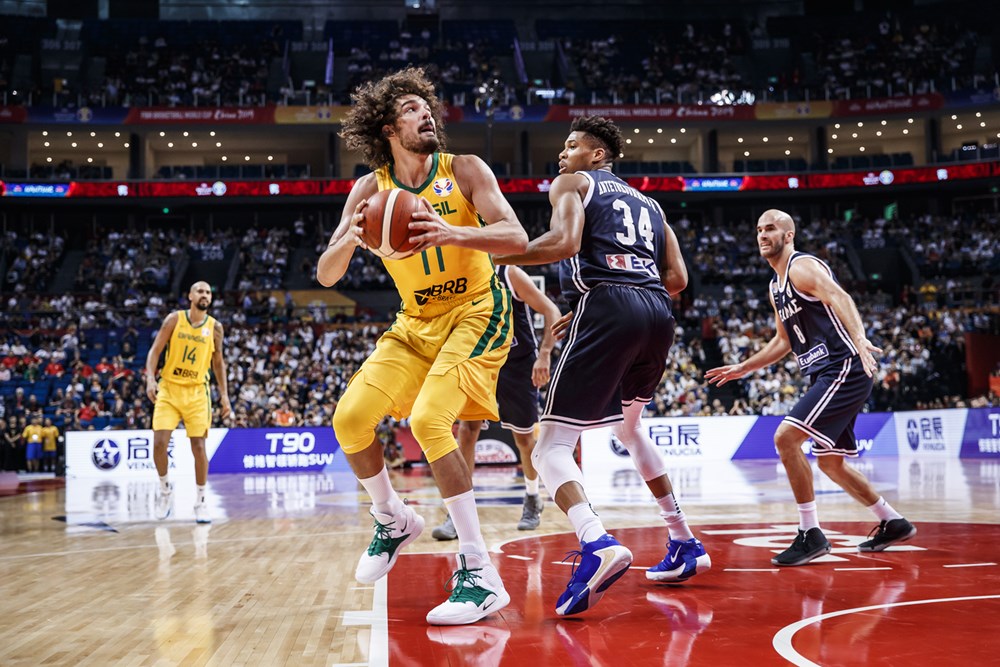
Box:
[558,169,669,299]
[162,310,216,385]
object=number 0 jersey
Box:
[558,169,669,300]
[771,252,859,376]
[374,152,500,319]
[162,310,216,385]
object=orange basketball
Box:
[361,188,422,260]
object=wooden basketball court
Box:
[1,459,998,665]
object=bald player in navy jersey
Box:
[497,116,710,617]
[706,209,916,566]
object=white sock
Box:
[524,476,539,496]
[159,474,171,493]
[196,484,207,505]
[867,496,903,522]
[797,501,820,531]
[567,502,606,544]
[443,489,488,557]
[358,467,404,516]
[656,492,695,541]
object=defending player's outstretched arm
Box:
[704,293,793,387]
[495,173,586,266]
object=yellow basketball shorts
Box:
[152,380,212,438]
[350,287,512,425]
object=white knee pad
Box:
[533,422,584,495]
[613,420,666,483]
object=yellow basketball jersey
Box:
[162,310,216,385]
[374,152,500,318]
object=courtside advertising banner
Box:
[66,427,348,478]
[65,428,352,525]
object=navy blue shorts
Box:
[496,352,539,433]
[784,356,873,457]
[542,283,674,428]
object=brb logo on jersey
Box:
[92,439,122,470]
[432,178,454,197]
[413,278,468,306]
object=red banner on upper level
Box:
[124,107,276,124]
[0,106,28,123]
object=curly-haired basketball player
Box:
[317,67,527,625]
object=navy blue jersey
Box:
[496,265,538,360]
[771,251,859,375]
[558,170,669,298]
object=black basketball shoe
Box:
[772,527,832,567]
[857,518,917,552]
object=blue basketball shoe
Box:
[555,534,633,616]
[646,538,712,582]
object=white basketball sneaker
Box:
[155,483,173,520]
[193,502,211,524]
[426,553,510,625]
[355,503,425,584]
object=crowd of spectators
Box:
[97,29,283,107]
[236,227,291,291]
[562,22,748,105]
[76,228,181,301]
[809,13,981,100]
[3,230,66,296]
[6,9,988,110]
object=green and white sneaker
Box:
[426,553,510,625]
[355,503,424,584]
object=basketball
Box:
[361,188,423,260]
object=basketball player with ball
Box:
[317,67,527,625]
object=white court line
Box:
[834,567,893,571]
[506,554,532,561]
[340,577,388,667]
[943,562,997,568]
[773,594,1000,667]
[725,568,779,572]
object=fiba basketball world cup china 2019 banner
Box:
[66,428,350,478]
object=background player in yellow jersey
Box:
[317,66,527,625]
[145,281,231,524]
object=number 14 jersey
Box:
[162,310,216,385]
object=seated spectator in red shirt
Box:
[94,357,114,374]
[78,402,98,424]
[45,360,65,377]
[110,355,133,381]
